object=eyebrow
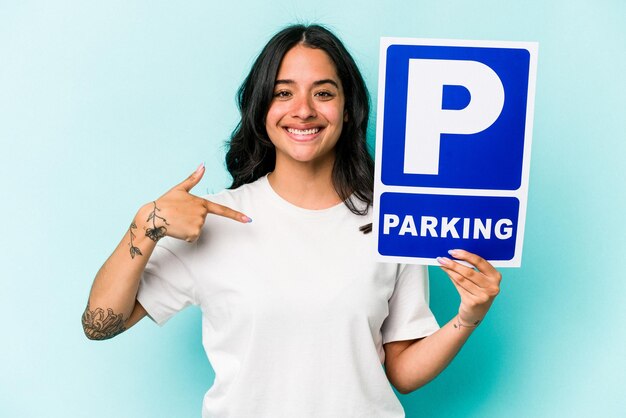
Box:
[274,79,339,88]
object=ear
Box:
[344,110,349,122]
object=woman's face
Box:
[265,44,346,169]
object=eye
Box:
[315,90,335,100]
[273,90,292,99]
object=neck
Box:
[268,156,341,210]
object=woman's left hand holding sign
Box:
[437,249,502,327]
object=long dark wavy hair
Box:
[225,24,373,215]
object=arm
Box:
[384,250,502,393]
[81,203,158,340]
[82,164,251,340]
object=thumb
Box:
[177,163,205,192]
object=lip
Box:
[282,126,324,142]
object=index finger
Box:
[203,199,251,224]
[448,249,500,278]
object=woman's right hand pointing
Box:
[138,164,251,244]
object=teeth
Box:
[287,127,320,135]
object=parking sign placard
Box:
[373,38,538,267]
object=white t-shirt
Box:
[138,175,439,418]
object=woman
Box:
[82,24,502,417]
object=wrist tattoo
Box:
[82,303,126,340]
[145,201,169,242]
[128,222,143,259]
[454,315,481,329]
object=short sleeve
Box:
[137,239,197,326]
[381,264,440,344]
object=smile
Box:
[286,127,321,135]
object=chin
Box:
[290,154,319,163]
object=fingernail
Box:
[242,215,252,223]
[195,162,205,173]
[448,249,460,257]
[437,257,451,265]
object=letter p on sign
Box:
[404,60,505,175]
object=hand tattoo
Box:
[129,222,143,259]
[82,303,126,340]
[145,201,169,242]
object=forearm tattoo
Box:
[129,222,143,259]
[128,201,169,259]
[82,303,126,340]
[145,201,169,242]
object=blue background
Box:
[381,45,530,190]
[1,1,624,417]
[379,193,519,260]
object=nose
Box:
[291,95,317,119]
